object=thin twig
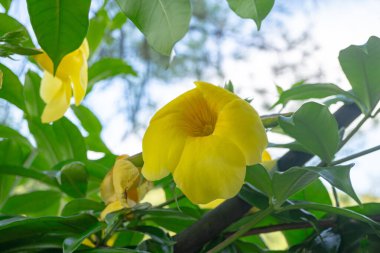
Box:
[330,144,380,166]
[155,194,185,208]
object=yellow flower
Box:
[142,81,268,204]
[200,150,273,209]
[100,155,152,219]
[34,39,89,123]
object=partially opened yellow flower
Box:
[142,81,268,204]
[100,155,152,219]
[34,39,89,123]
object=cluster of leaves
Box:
[1,0,380,253]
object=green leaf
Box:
[245,164,273,197]
[280,202,380,236]
[339,36,380,113]
[0,165,57,186]
[283,180,331,246]
[71,105,110,153]
[87,9,109,54]
[117,0,191,56]
[260,112,293,128]
[88,57,137,91]
[273,165,360,206]
[57,162,88,198]
[139,208,197,233]
[226,0,275,30]
[110,12,128,30]
[26,0,91,70]
[61,198,105,216]
[0,63,25,111]
[0,214,99,252]
[0,125,31,148]
[272,83,360,108]
[28,117,87,166]
[0,30,41,57]
[0,0,12,12]
[78,249,148,253]
[0,139,29,207]
[1,190,61,216]
[279,102,339,163]
[0,13,33,47]
[23,70,44,119]
[63,222,104,253]
[132,226,173,245]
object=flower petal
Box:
[100,170,117,204]
[142,114,187,180]
[71,52,87,105]
[213,99,268,165]
[173,135,246,204]
[34,53,54,75]
[195,81,238,112]
[41,81,71,123]
[40,71,63,103]
[112,159,140,205]
[100,201,124,220]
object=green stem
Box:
[155,194,185,208]
[339,114,369,148]
[207,206,274,253]
[330,144,380,166]
[332,187,340,207]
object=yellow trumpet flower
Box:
[142,81,268,204]
[34,39,89,123]
[100,155,152,219]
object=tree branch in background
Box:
[173,102,362,253]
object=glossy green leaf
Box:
[272,83,359,108]
[226,0,275,29]
[279,102,339,163]
[23,70,44,119]
[117,0,191,56]
[0,63,25,111]
[88,57,137,91]
[245,164,273,197]
[61,198,105,216]
[26,0,91,70]
[1,190,61,216]
[339,36,380,113]
[63,222,104,253]
[273,165,359,206]
[57,162,88,198]
[132,226,173,245]
[0,214,99,252]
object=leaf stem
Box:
[339,114,369,148]
[207,206,274,253]
[330,144,380,166]
[155,194,185,208]
[332,186,340,207]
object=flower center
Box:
[184,94,217,137]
